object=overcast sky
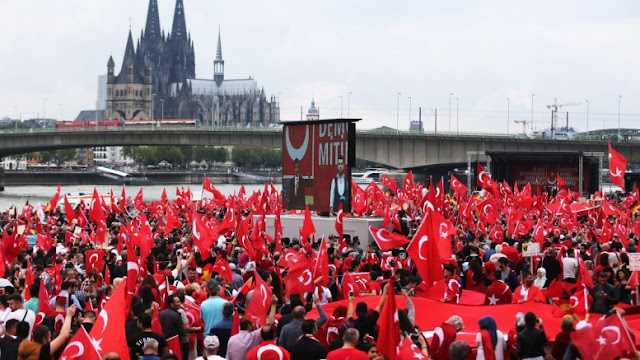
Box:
[1,1,638,133]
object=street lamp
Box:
[448,93,453,133]
[152,93,156,122]
[160,99,164,127]
[455,97,459,134]
[407,96,412,124]
[618,95,622,141]
[347,92,352,118]
[585,100,589,132]
[531,93,535,133]
[339,96,343,118]
[396,92,401,134]
[506,98,510,134]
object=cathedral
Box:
[105,0,279,126]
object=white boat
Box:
[57,193,113,209]
[352,168,407,185]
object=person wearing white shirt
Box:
[561,249,578,283]
[3,294,35,338]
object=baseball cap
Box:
[204,335,220,350]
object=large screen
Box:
[282,119,356,214]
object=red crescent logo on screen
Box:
[286,126,310,161]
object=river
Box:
[0,183,277,210]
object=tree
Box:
[231,147,281,169]
[194,146,228,168]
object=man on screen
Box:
[288,158,312,210]
[329,154,351,215]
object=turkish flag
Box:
[35,279,54,327]
[88,188,105,224]
[489,225,504,244]
[85,249,105,275]
[59,326,101,360]
[313,236,330,287]
[245,270,272,327]
[609,142,627,189]
[89,280,130,359]
[532,219,549,246]
[192,213,215,260]
[407,209,445,287]
[377,276,400,360]
[164,208,180,234]
[403,171,414,194]
[450,174,468,194]
[334,203,345,242]
[397,336,427,359]
[167,335,182,360]
[285,255,314,297]
[570,312,636,360]
[37,233,54,251]
[341,272,360,298]
[484,280,513,305]
[49,184,61,211]
[64,195,76,222]
[557,174,566,188]
[477,163,499,194]
[479,198,498,225]
[299,205,315,241]
[151,305,164,336]
[134,188,145,210]
[212,256,233,283]
[126,248,140,299]
[369,226,410,251]
[203,177,225,202]
[119,187,127,215]
[382,175,399,193]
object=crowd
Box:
[0,173,638,360]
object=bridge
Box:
[1,126,639,170]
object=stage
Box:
[261,214,383,248]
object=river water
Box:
[0,183,276,210]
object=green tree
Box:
[156,146,184,166]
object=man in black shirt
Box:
[290,319,327,360]
[517,312,546,359]
[0,319,23,360]
[590,272,618,314]
[348,283,389,342]
[127,313,168,359]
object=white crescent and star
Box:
[600,325,621,345]
[62,341,85,359]
[417,235,429,261]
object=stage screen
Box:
[282,119,357,213]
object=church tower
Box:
[214,27,224,86]
[166,0,195,84]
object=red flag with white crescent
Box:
[59,326,101,360]
[244,270,272,327]
[85,249,105,275]
[369,226,410,251]
[49,184,61,211]
[608,142,627,189]
[89,280,130,359]
[407,209,445,288]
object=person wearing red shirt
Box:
[326,328,368,360]
[512,272,546,304]
[430,315,464,360]
[441,265,460,303]
[246,325,290,360]
[182,267,199,285]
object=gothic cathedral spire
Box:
[144,0,161,43]
[170,0,187,40]
[214,26,224,86]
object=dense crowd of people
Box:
[0,175,638,360]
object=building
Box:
[105,0,279,126]
[97,75,107,110]
[306,99,319,121]
[0,156,27,171]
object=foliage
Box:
[231,147,281,169]
[193,146,228,167]
[40,149,77,165]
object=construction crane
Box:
[514,120,530,134]
[546,98,582,133]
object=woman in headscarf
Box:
[476,315,505,360]
[533,268,548,289]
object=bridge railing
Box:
[1,125,639,143]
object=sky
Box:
[1,1,639,133]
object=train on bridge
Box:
[55,118,199,130]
